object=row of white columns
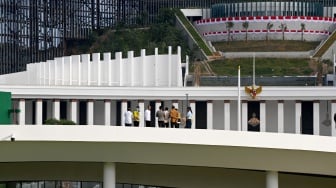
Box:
[102,163,279,188]
[103,163,278,188]
[16,99,336,135]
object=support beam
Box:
[266,171,278,188]
[313,101,320,135]
[277,101,284,133]
[18,99,25,125]
[295,101,302,134]
[224,100,230,130]
[103,163,116,188]
[87,100,94,125]
[260,101,266,132]
[36,99,43,125]
[242,101,248,131]
[207,100,213,130]
[53,99,60,120]
[105,100,111,126]
[190,100,196,129]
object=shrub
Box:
[44,118,76,125]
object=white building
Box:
[0,47,336,188]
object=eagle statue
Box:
[245,85,262,99]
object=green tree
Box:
[279,22,287,40]
[225,21,234,43]
[300,23,306,41]
[242,21,249,42]
[266,22,273,41]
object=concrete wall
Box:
[0,48,183,88]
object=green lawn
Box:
[207,58,314,76]
[213,40,319,52]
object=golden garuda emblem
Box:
[245,85,262,99]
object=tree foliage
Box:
[67,9,191,59]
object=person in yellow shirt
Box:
[133,106,140,127]
[169,105,179,128]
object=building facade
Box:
[2,0,336,74]
[0,48,336,187]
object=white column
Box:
[168,46,172,87]
[103,163,116,188]
[260,101,266,132]
[70,99,78,124]
[128,51,134,86]
[266,171,279,188]
[53,99,60,120]
[224,101,230,130]
[207,100,213,130]
[141,49,146,86]
[61,57,65,85]
[69,56,73,85]
[331,100,336,136]
[36,99,43,125]
[172,101,178,109]
[139,100,145,127]
[92,53,101,86]
[295,101,302,134]
[104,53,112,86]
[155,100,161,127]
[18,99,25,125]
[277,101,284,133]
[242,101,248,131]
[313,101,320,135]
[105,100,111,126]
[121,100,127,126]
[190,101,196,129]
[87,100,94,125]
[116,52,123,86]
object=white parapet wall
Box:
[194,16,336,42]
[0,47,183,87]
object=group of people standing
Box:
[124,105,193,128]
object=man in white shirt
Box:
[124,108,133,126]
[145,105,152,127]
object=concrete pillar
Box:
[139,100,145,127]
[331,100,336,136]
[105,100,111,126]
[87,100,94,125]
[18,99,25,125]
[207,100,213,130]
[70,99,78,124]
[242,101,248,131]
[155,100,162,127]
[121,100,127,126]
[36,99,43,125]
[172,100,179,109]
[103,162,116,188]
[266,171,278,188]
[295,101,302,134]
[53,99,60,120]
[260,101,266,132]
[128,51,134,87]
[313,101,320,135]
[190,100,196,129]
[224,100,230,130]
[277,101,284,133]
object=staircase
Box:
[174,9,215,57]
[313,30,336,58]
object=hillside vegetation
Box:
[64,8,332,77]
[65,9,192,59]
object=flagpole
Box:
[238,65,241,131]
[253,52,255,86]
